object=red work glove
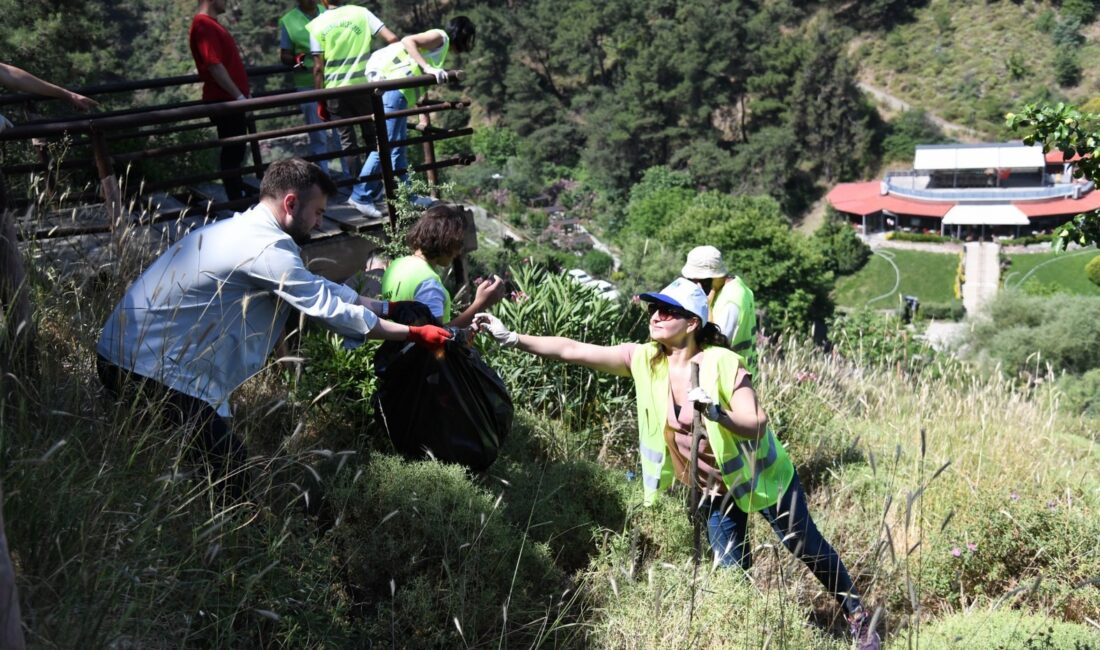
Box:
[316,101,330,122]
[293,53,307,68]
[406,324,452,349]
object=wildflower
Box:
[966,542,977,553]
[625,470,636,482]
[1009,491,1019,502]
[950,547,962,557]
[795,371,818,384]
[1047,500,1058,510]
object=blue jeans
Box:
[704,471,862,615]
[297,92,339,175]
[350,89,407,205]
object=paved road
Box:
[962,242,1000,315]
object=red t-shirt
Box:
[189,13,250,102]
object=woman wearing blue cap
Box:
[474,278,879,649]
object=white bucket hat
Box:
[638,277,709,322]
[681,245,728,279]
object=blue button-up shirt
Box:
[97,203,378,416]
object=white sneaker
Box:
[347,198,383,219]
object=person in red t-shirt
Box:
[189,0,252,201]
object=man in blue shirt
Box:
[97,158,450,497]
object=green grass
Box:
[834,249,960,308]
[1004,248,1100,294]
[858,1,1100,137]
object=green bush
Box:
[830,309,941,374]
[487,264,644,433]
[1001,233,1055,246]
[581,249,615,278]
[814,213,871,276]
[914,486,1100,619]
[1086,254,1100,287]
[917,301,966,322]
[886,231,953,243]
[328,455,566,648]
[882,110,948,163]
[1054,49,1082,87]
[918,610,1100,649]
[968,291,1100,376]
[1057,367,1100,416]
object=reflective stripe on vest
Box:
[305,7,377,88]
[280,6,324,88]
[366,31,449,105]
[380,255,452,323]
[713,277,758,376]
[629,342,793,512]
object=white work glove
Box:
[687,387,721,422]
[422,65,448,84]
[473,312,518,348]
[0,114,12,133]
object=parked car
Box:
[585,279,621,301]
[566,268,593,285]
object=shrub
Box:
[1055,49,1083,87]
[917,301,966,322]
[487,264,644,433]
[886,231,953,243]
[918,610,1100,650]
[1001,233,1055,246]
[814,213,871,276]
[328,455,566,648]
[1086,254,1100,287]
[1057,367,1100,416]
[830,309,940,374]
[913,487,1100,619]
[581,249,615,278]
[882,110,948,163]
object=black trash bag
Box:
[373,326,513,472]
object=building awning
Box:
[827,181,954,217]
[942,204,1029,226]
[915,143,1045,171]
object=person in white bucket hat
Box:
[681,245,759,376]
[471,278,880,650]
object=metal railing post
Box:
[420,113,438,199]
[245,110,264,182]
[89,127,123,231]
[369,89,399,227]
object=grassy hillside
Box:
[834,249,960,308]
[1004,247,1100,294]
[4,247,1099,647]
[858,0,1100,138]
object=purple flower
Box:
[1010,491,1019,502]
[950,547,962,557]
[625,470,636,482]
[966,543,977,553]
[1047,500,1058,510]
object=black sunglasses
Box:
[646,302,695,320]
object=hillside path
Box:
[962,242,1000,315]
[858,81,984,141]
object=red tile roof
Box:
[826,181,955,217]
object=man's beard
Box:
[290,228,312,246]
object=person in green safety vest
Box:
[306,0,398,179]
[472,278,880,650]
[681,245,759,377]
[278,0,339,175]
[381,203,504,327]
[347,17,476,219]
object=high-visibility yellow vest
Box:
[713,276,758,376]
[629,342,792,512]
[367,29,449,106]
[305,6,381,88]
[279,5,324,88]
[381,255,452,323]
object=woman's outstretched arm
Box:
[475,313,631,377]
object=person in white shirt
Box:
[96,158,450,497]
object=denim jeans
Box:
[704,471,862,615]
[350,89,408,205]
[297,92,338,174]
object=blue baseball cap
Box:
[639,277,709,322]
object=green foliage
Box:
[830,309,943,373]
[486,264,643,432]
[1005,249,1100,295]
[1001,233,1056,246]
[1054,49,1083,87]
[623,166,695,238]
[918,610,1100,650]
[917,301,966,322]
[882,110,949,162]
[1057,367,1100,416]
[1087,252,1100,287]
[1061,0,1098,25]
[1036,8,1057,32]
[814,213,871,276]
[915,487,1100,618]
[581,249,614,278]
[887,231,953,243]
[471,126,519,168]
[328,455,566,647]
[656,192,835,332]
[968,291,1100,376]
